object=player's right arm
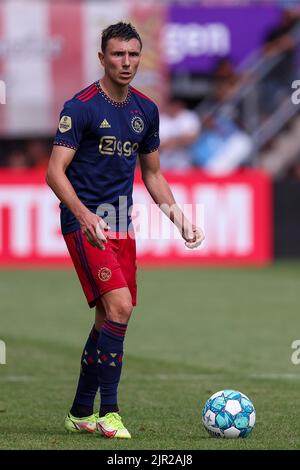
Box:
[46,145,108,250]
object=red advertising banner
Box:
[0,169,272,267]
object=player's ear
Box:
[98,51,104,66]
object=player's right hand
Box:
[79,211,110,250]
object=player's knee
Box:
[109,301,133,324]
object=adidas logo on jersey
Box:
[100,119,111,128]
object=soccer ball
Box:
[202,389,256,438]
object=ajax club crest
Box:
[131,116,144,133]
[98,267,112,282]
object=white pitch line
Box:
[249,373,300,380]
[0,375,36,382]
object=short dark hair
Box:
[101,22,142,52]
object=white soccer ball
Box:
[202,389,256,438]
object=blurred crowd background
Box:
[1,0,300,182]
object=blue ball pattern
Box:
[202,389,255,438]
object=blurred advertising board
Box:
[164,4,281,72]
[0,169,272,267]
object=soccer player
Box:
[46,22,204,439]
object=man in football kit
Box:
[46,22,204,439]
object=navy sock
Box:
[71,325,100,418]
[97,319,127,416]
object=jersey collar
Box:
[95,80,131,108]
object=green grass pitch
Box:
[0,263,300,450]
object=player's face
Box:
[99,38,141,86]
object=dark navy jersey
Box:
[54,80,160,234]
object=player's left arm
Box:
[139,150,205,249]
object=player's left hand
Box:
[182,224,205,249]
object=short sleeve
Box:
[53,99,88,151]
[139,104,160,154]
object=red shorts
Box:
[64,230,137,308]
